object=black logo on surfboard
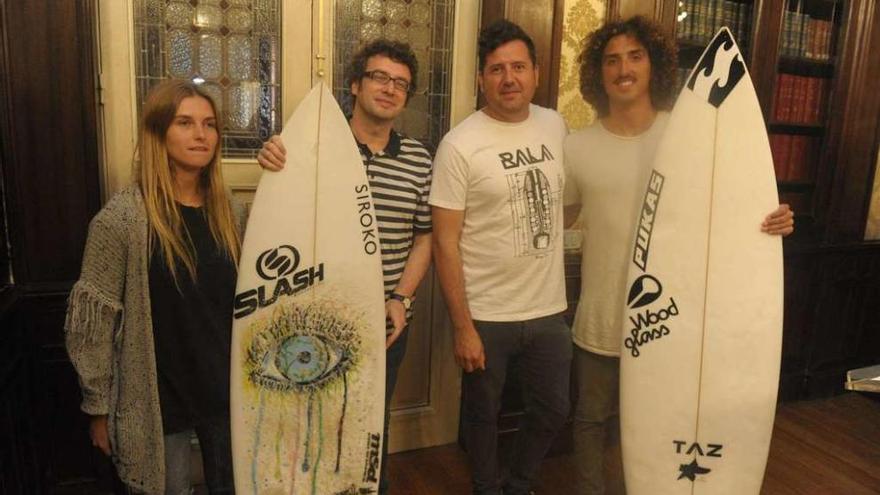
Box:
[334,486,377,494]
[686,28,745,108]
[674,440,723,482]
[234,244,325,319]
[256,245,300,280]
[632,170,664,272]
[627,274,662,309]
[363,432,382,484]
[678,459,711,481]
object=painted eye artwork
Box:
[243,301,369,495]
[246,302,359,393]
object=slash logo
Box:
[256,245,300,280]
[233,244,325,319]
[678,459,711,481]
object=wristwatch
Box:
[389,292,414,310]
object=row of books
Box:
[773,73,829,124]
[770,134,817,182]
[781,11,835,61]
[676,0,752,47]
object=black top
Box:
[149,205,236,434]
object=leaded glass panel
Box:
[333,0,455,151]
[134,0,281,158]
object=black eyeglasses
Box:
[363,70,411,92]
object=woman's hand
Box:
[90,414,111,456]
[257,135,287,171]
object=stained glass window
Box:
[134,0,281,158]
[333,0,455,151]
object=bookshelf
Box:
[771,0,843,217]
[668,0,847,225]
[675,0,754,84]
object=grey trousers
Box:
[572,347,626,495]
[462,313,572,495]
[163,417,234,495]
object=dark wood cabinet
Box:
[0,0,114,493]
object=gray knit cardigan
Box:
[65,185,243,494]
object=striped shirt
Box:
[356,130,433,326]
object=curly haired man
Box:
[563,16,793,494]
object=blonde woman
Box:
[65,79,242,494]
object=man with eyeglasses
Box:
[257,39,433,495]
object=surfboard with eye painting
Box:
[619,28,783,494]
[230,82,386,495]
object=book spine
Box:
[782,11,793,57]
[793,75,808,124]
[794,12,806,58]
[818,77,828,121]
[806,77,820,124]
[770,134,792,181]
[804,17,815,59]
[787,136,810,182]
[823,20,834,60]
[775,73,793,122]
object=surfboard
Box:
[620,28,783,494]
[230,83,386,495]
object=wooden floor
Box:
[386,393,880,494]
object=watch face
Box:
[391,293,412,310]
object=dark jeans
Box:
[163,416,234,494]
[462,313,572,495]
[573,347,625,495]
[378,327,410,495]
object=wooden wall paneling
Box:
[778,250,818,401]
[817,0,880,242]
[21,292,117,493]
[655,0,678,30]
[548,0,565,108]
[0,0,11,288]
[0,295,43,495]
[0,0,107,492]
[2,0,101,285]
[613,0,660,21]
[802,246,880,398]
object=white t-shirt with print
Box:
[563,112,669,356]
[430,105,568,322]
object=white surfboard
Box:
[620,28,783,494]
[231,83,386,495]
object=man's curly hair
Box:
[346,39,419,101]
[578,16,677,117]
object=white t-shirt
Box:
[563,112,669,355]
[430,105,568,321]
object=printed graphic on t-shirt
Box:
[506,167,562,257]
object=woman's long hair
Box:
[136,79,240,286]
